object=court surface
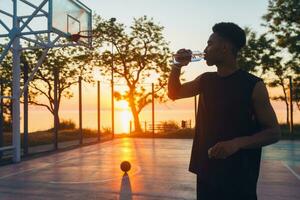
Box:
[0,138,299,200]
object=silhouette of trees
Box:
[238,0,300,124]
[92,15,171,132]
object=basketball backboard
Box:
[50,0,92,47]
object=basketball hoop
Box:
[68,30,94,43]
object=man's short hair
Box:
[212,22,246,55]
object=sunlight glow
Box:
[118,110,132,134]
[117,100,130,111]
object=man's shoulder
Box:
[239,69,263,83]
[194,71,214,82]
[198,71,216,80]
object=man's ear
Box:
[223,41,235,55]
[222,41,231,53]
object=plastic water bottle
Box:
[172,50,205,65]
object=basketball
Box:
[120,161,131,172]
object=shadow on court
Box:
[0,138,299,200]
[120,173,132,200]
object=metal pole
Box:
[23,59,29,155]
[194,95,197,124]
[110,18,116,139]
[97,81,100,142]
[111,46,115,138]
[152,83,154,138]
[289,77,294,134]
[12,5,21,162]
[79,76,83,145]
[129,120,132,134]
[53,67,58,150]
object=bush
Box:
[2,119,12,132]
[160,120,180,132]
[102,127,112,134]
[59,119,76,130]
[47,119,76,131]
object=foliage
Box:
[22,45,94,125]
[160,120,180,132]
[0,47,13,123]
[238,0,300,124]
[59,119,76,130]
[262,0,300,113]
[92,15,172,132]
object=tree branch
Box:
[27,100,53,114]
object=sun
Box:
[117,100,129,110]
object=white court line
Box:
[282,161,300,181]
[49,166,142,184]
[0,157,75,180]
[0,150,101,180]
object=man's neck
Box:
[216,59,239,77]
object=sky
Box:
[73,0,270,108]
[3,0,299,132]
[1,0,270,106]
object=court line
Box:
[0,150,101,180]
[48,166,142,184]
[0,157,75,180]
[282,161,300,181]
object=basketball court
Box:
[1,1,300,199]
[0,138,299,200]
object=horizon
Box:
[1,0,299,133]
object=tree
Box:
[24,46,94,127]
[238,0,300,124]
[0,47,13,130]
[92,15,171,132]
[262,0,300,112]
[238,28,295,124]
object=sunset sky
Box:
[1,0,299,132]
[75,0,270,109]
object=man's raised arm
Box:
[168,65,202,100]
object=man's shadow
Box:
[119,172,132,200]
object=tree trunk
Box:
[280,78,289,125]
[284,99,289,126]
[131,107,142,132]
[128,94,142,132]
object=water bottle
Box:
[172,50,205,65]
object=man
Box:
[168,22,281,200]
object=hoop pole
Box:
[12,0,21,163]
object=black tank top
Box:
[189,69,263,194]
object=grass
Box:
[116,128,195,139]
[1,124,299,148]
[278,124,300,140]
[2,129,113,147]
[118,124,300,140]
